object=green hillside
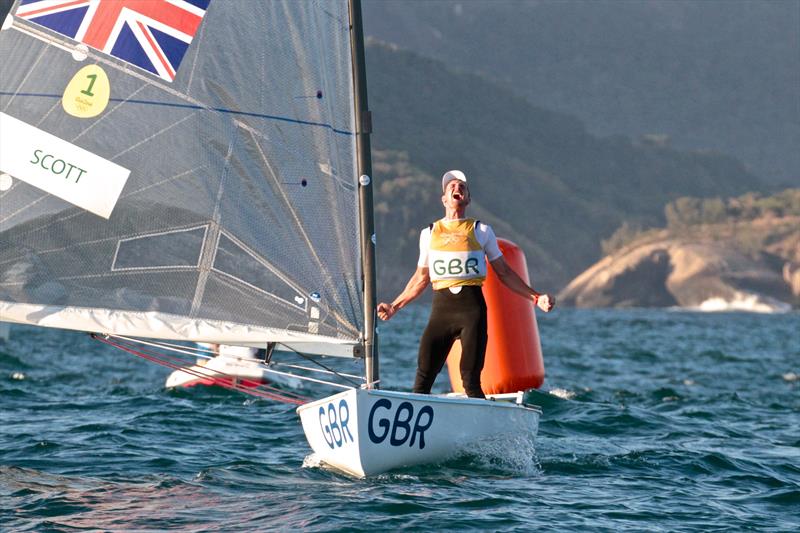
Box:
[602,189,800,257]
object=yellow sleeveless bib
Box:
[428,218,486,290]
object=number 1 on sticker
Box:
[81,74,97,97]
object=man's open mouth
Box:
[453,192,463,200]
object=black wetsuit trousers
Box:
[413,285,487,398]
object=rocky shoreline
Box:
[558,218,800,311]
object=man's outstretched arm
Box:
[489,256,555,312]
[377,267,430,320]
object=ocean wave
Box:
[0,350,30,369]
[693,292,792,314]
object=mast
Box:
[349,0,378,387]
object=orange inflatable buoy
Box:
[446,238,545,394]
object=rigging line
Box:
[107,334,211,359]
[105,336,324,401]
[97,336,225,382]
[94,334,308,404]
[102,335,356,390]
[120,335,310,400]
[110,336,218,359]
[0,92,354,136]
[281,345,361,388]
[261,367,352,391]
[269,362,363,381]
[100,335,204,369]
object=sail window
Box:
[112,226,207,271]
[213,233,306,311]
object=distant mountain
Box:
[363,0,800,186]
[366,41,762,296]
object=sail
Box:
[0,1,363,356]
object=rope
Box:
[92,334,310,405]
[109,334,364,388]
[280,345,363,388]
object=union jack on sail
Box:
[15,0,212,82]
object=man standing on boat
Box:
[377,170,555,399]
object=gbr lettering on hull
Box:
[318,399,354,449]
[317,397,436,451]
[367,399,434,449]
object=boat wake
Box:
[301,453,326,472]
[301,430,541,478]
[459,432,541,476]
[548,388,577,400]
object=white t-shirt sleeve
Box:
[476,222,502,261]
[417,227,431,267]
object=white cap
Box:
[441,170,467,191]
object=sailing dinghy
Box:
[0,0,541,477]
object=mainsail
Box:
[0,0,367,357]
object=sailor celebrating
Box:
[377,170,555,398]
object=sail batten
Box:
[0,0,364,355]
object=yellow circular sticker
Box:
[62,65,110,118]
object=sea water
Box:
[1,307,798,531]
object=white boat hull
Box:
[165,355,267,388]
[165,355,301,389]
[297,388,541,477]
